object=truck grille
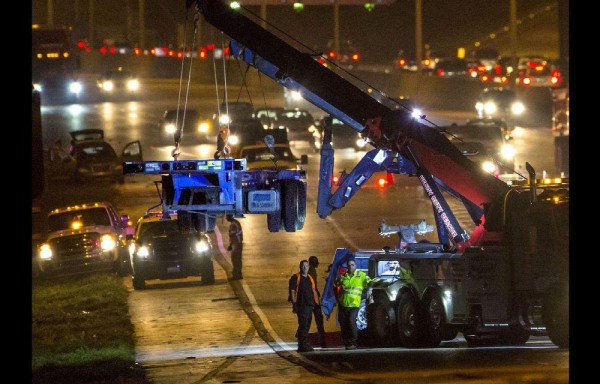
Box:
[151,239,193,261]
[49,232,106,265]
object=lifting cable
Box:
[172,10,201,161]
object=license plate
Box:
[167,266,180,273]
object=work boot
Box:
[319,333,328,348]
[298,343,314,352]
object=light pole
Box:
[415,0,422,72]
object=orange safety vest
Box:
[292,273,319,305]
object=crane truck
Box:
[169,0,568,348]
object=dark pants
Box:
[313,304,325,334]
[297,305,314,348]
[231,243,243,279]
[339,306,359,347]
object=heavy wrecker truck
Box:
[144,0,568,348]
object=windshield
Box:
[242,147,295,162]
[138,219,181,238]
[48,207,111,231]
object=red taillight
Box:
[332,175,340,185]
[199,48,207,59]
[168,49,175,57]
[99,46,107,55]
[207,43,215,50]
[352,53,359,61]
[134,48,141,55]
[437,68,444,76]
[328,51,337,59]
[481,74,490,82]
[77,40,86,49]
[109,46,116,54]
[223,47,230,55]
[177,51,184,59]
[378,177,387,188]
[494,64,502,75]
[398,58,406,66]
[423,58,431,66]
[476,64,486,73]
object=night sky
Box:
[32,0,560,63]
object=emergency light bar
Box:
[123,159,247,174]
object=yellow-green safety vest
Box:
[335,270,371,308]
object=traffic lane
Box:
[304,345,568,383]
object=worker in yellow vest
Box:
[334,258,371,350]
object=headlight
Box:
[165,123,177,134]
[484,101,497,115]
[100,234,117,251]
[33,83,42,92]
[356,137,367,148]
[102,80,114,91]
[411,108,423,119]
[39,243,53,260]
[69,81,82,95]
[481,161,496,173]
[219,115,231,125]
[198,122,210,133]
[501,143,515,159]
[511,102,525,115]
[228,135,239,145]
[194,239,210,253]
[136,245,150,258]
[126,79,140,91]
[290,90,303,101]
[475,101,484,113]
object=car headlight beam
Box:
[100,234,117,251]
[511,102,525,115]
[39,243,53,260]
[501,144,516,159]
[195,240,210,253]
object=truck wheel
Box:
[543,288,569,348]
[421,293,446,347]
[356,299,368,331]
[295,182,306,230]
[200,257,215,285]
[396,292,422,348]
[367,298,396,347]
[500,324,530,345]
[267,211,282,232]
[283,180,299,232]
[132,274,146,290]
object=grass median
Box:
[32,273,147,383]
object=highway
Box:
[33,78,569,383]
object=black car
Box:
[47,129,143,183]
[96,68,140,99]
[277,109,318,150]
[158,108,212,143]
[129,212,215,290]
[475,87,525,130]
[314,116,367,151]
[227,118,288,158]
[445,120,515,172]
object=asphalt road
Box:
[32,79,569,383]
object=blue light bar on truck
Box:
[123,159,247,174]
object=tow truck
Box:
[140,0,567,348]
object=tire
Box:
[543,288,569,348]
[282,180,299,232]
[396,292,422,348]
[267,212,282,232]
[421,293,446,347]
[295,181,306,230]
[356,299,368,331]
[200,257,215,285]
[367,298,396,347]
[500,324,530,345]
[132,274,146,290]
